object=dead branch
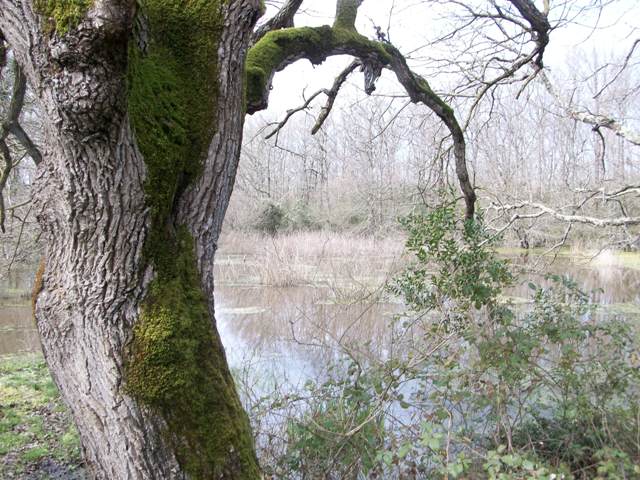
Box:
[593,38,639,100]
[313,60,360,134]
[265,89,327,140]
[541,71,640,147]
[0,57,42,233]
[491,201,640,227]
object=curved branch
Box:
[246,25,476,217]
[265,88,327,140]
[313,59,360,134]
[246,26,391,113]
[507,0,550,68]
[263,59,360,140]
[0,58,42,233]
[384,44,476,218]
[0,61,42,164]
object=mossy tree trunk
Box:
[1,0,480,477]
[0,1,262,479]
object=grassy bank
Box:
[0,355,83,479]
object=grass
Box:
[0,355,82,478]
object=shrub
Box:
[254,202,286,235]
[250,199,640,478]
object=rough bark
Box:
[1,0,262,478]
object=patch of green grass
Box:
[0,355,81,475]
[0,431,27,455]
[56,426,81,462]
[22,446,49,462]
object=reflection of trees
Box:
[219,286,394,358]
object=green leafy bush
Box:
[253,199,640,478]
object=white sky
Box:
[255,0,640,119]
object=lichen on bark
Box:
[125,1,259,477]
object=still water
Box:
[2,254,639,382]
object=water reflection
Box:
[216,285,401,387]
[1,255,639,362]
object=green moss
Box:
[129,0,223,230]
[34,0,93,34]
[127,228,259,478]
[126,2,260,478]
[246,26,331,108]
[333,2,359,30]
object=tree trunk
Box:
[1,1,262,478]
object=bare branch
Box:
[265,89,327,140]
[593,38,639,99]
[313,60,360,134]
[252,0,305,45]
[264,60,361,140]
[492,201,640,227]
[0,58,42,233]
[541,72,640,147]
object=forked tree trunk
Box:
[1,1,262,478]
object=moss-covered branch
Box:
[246,20,476,218]
[246,26,390,112]
[334,0,363,30]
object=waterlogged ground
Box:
[1,243,640,476]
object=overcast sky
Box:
[253,0,640,120]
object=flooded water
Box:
[1,253,639,383]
